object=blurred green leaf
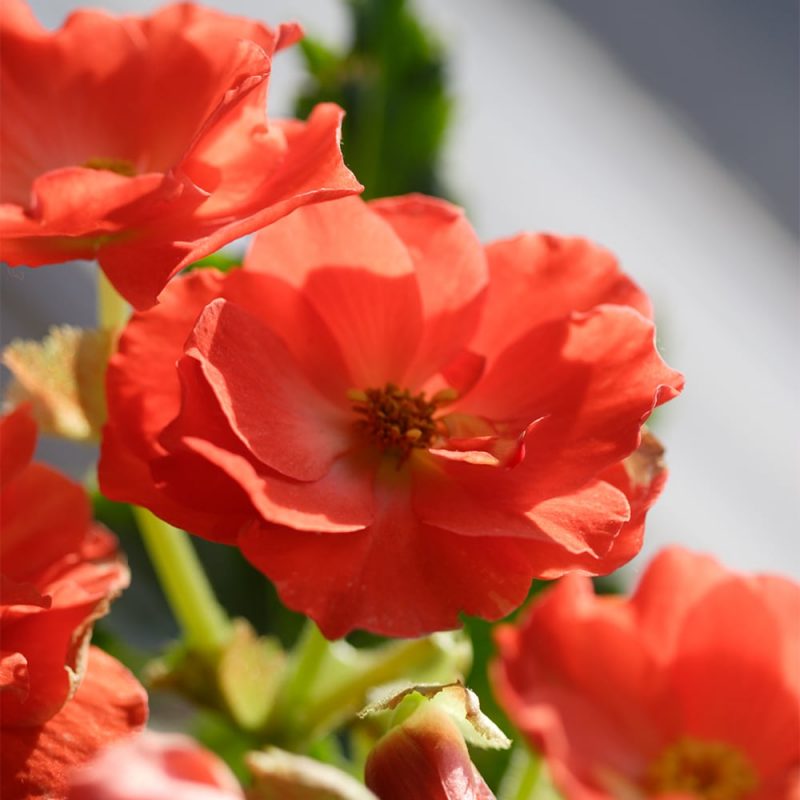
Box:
[183,251,243,273]
[296,0,453,200]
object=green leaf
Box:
[295,0,453,200]
[218,620,286,731]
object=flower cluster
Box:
[0,2,795,799]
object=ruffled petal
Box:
[1,647,147,800]
[459,306,684,497]
[472,233,653,361]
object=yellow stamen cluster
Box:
[646,737,758,800]
[83,156,137,177]
[348,383,457,459]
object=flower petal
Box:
[184,298,352,482]
[370,195,488,387]
[1,647,147,800]
[245,196,424,387]
[240,480,566,638]
[156,353,374,533]
[472,233,653,361]
[460,306,684,496]
[0,405,36,489]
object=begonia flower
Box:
[492,547,800,800]
[1,406,148,799]
[0,1,361,309]
[99,195,683,638]
[67,731,244,800]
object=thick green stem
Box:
[133,507,231,654]
[96,268,128,329]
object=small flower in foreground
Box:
[67,731,243,800]
[1,406,148,800]
[0,1,361,309]
[492,547,800,800]
[100,194,683,637]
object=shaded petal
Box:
[1,526,127,727]
[415,445,631,574]
[156,353,374,533]
[221,269,353,404]
[0,405,36,489]
[185,299,351,481]
[100,423,240,544]
[472,233,653,361]
[1,647,147,800]
[1,462,90,583]
[238,480,600,638]
[99,269,233,538]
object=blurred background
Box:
[4,0,798,593]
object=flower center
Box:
[348,383,455,459]
[82,156,137,177]
[646,737,758,800]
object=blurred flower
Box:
[1,406,147,799]
[492,547,800,800]
[362,682,509,800]
[67,731,243,800]
[100,195,682,637]
[0,1,361,308]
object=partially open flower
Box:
[1,406,147,799]
[362,683,509,800]
[0,1,361,308]
[492,547,800,800]
[100,194,683,637]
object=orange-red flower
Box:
[99,195,683,638]
[492,547,800,800]
[1,406,147,799]
[0,1,361,309]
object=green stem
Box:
[133,507,231,654]
[299,635,445,739]
[497,745,543,800]
[271,621,330,731]
[96,268,128,329]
